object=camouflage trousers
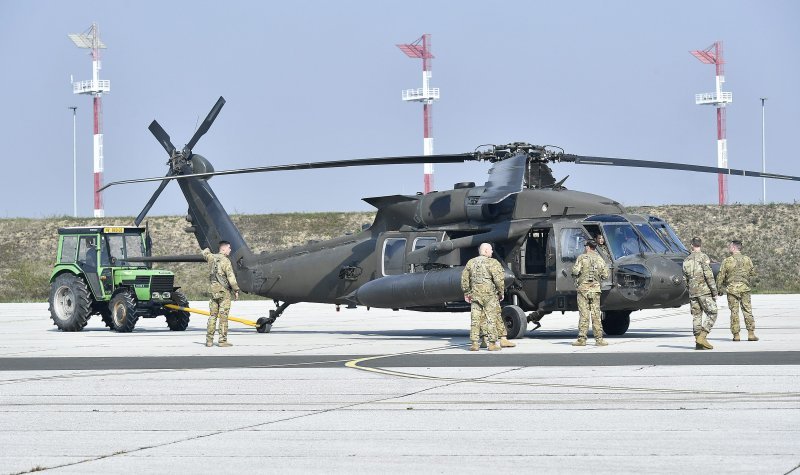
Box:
[727,292,755,334]
[577,290,603,340]
[207,290,232,342]
[690,295,718,335]
[470,294,500,343]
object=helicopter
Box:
[102,96,800,338]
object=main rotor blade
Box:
[565,155,800,182]
[134,170,175,226]
[148,120,176,156]
[100,153,477,191]
[184,96,226,153]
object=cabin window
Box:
[559,228,588,263]
[524,229,549,274]
[59,236,78,264]
[413,237,437,251]
[382,238,407,276]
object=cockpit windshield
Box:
[634,223,670,254]
[602,223,652,259]
[649,220,688,253]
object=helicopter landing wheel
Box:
[602,310,631,336]
[501,305,528,339]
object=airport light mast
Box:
[397,34,440,194]
[68,23,110,218]
[691,41,732,205]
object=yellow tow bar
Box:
[164,304,272,333]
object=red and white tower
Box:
[397,34,440,194]
[691,41,732,205]
[69,23,110,218]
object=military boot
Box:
[697,330,714,350]
[218,341,233,347]
[747,331,759,341]
[571,338,586,347]
[205,339,213,348]
[732,333,740,341]
[595,339,608,346]
[487,341,502,351]
[469,341,480,351]
[499,337,516,348]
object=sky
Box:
[1,0,798,218]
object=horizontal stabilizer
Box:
[362,195,419,209]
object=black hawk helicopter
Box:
[102,97,800,337]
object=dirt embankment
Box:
[1,204,797,302]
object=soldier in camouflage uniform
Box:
[717,240,758,342]
[682,237,718,350]
[461,243,506,352]
[571,240,609,346]
[202,240,240,347]
[595,233,612,262]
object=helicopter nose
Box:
[613,256,686,306]
[615,263,652,302]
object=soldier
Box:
[595,233,612,262]
[202,240,240,347]
[717,239,758,342]
[682,237,718,350]
[571,239,610,346]
[461,243,507,352]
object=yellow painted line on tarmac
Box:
[344,346,775,397]
[164,304,257,327]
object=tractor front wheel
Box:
[109,290,139,333]
[165,290,191,331]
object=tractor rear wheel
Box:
[48,274,92,332]
[165,290,191,331]
[109,290,139,333]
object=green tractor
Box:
[48,226,190,332]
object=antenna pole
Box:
[69,22,110,218]
[398,34,440,194]
[69,106,78,217]
[691,41,732,205]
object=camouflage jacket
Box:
[461,255,505,298]
[571,251,609,293]
[202,248,240,293]
[717,253,756,296]
[596,244,612,262]
[682,251,717,298]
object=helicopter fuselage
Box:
[206,184,690,324]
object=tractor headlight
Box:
[152,292,161,300]
[162,292,171,300]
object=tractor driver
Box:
[202,240,240,348]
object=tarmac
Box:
[1,295,798,474]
